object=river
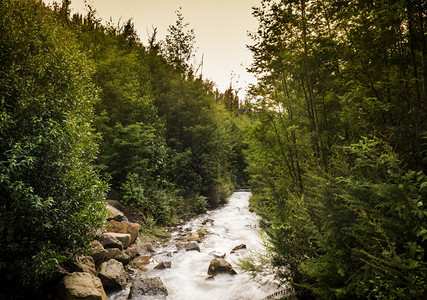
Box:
[110,191,281,300]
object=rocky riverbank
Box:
[40,192,287,300]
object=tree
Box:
[244,0,427,297]
[0,1,107,296]
[164,8,196,70]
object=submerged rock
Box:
[209,251,226,259]
[207,258,237,276]
[55,272,107,300]
[128,274,168,298]
[154,261,172,269]
[97,259,128,290]
[230,244,246,253]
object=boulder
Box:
[99,234,123,250]
[154,261,171,270]
[107,220,140,244]
[128,274,168,298]
[97,259,128,290]
[207,258,237,276]
[106,200,127,212]
[106,204,128,222]
[124,244,149,259]
[91,240,109,266]
[55,272,107,300]
[131,255,152,271]
[70,256,96,276]
[106,248,131,265]
[230,244,246,253]
[100,232,131,249]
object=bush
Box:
[271,138,427,298]
[0,1,107,296]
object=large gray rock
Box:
[106,204,128,222]
[128,274,168,298]
[55,272,107,300]
[207,258,237,276]
[98,259,128,290]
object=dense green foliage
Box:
[0,0,107,296]
[65,6,243,215]
[0,0,247,297]
[245,0,427,298]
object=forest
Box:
[0,0,426,299]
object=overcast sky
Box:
[44,0,260,98]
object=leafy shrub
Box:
[0,1,107,296]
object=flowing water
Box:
[110,191,281,300]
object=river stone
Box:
[185,241,200,252]
[107,220,140,244]
[70,256,96,276]
[128,274,168,298]
[100,232,131,249]
[154,261,171,269]
[107,204,128,222]
[91,240,109,266]
[187,232,200,242]
[207,258,237,276]
[98,259,128,290]
[106,248,131,265]
[56,272,107,300]
[230,244,246,253]
[99,234,123,250]
[176,241,200,252]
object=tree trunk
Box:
[301,0,325,166]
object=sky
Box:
[44,0,260,98]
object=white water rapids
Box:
[110,191,281,300]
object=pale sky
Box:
[44,0,260,98]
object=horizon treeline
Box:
[244,0,427,298]
[0,0,247,297]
